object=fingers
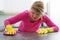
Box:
[6,31,9,34]
[37,28,48,35]
[6,29,16,35]
[11,29,16,34]
[45,28,54,33]
[37,30,48,34]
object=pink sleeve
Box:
[4,10,27,26]
[43,15,59,32]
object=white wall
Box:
[3,0,33,13]
[1,0,49,14]
[49,0,60,26]
[0,0,4,11]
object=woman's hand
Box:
[37,27,54,35]
[45,28,54,33]
[37,28,48,34]
[5,24,16,34]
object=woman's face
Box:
[30,9,42,21]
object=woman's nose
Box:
[33,15,37,18]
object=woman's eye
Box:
[36,14,39,15]
[36,14,40,15]
[32,13,35,14]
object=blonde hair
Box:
[31,1,44,14]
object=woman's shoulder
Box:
[42,14,50,19]
[22,10,30,13]
[42,14,49,17]
[17,10,29,16]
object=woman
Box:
[4,1,59,35]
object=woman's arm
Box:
[4,10,28,26]
[43,15,59,32]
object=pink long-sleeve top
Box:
[4,10,59,32]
